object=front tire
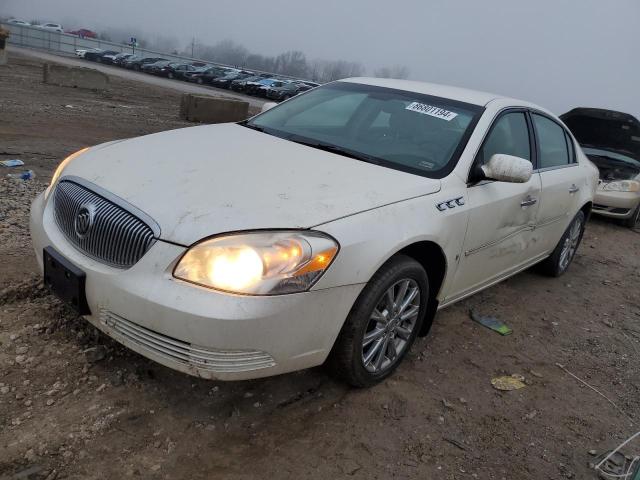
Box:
[328,255,428,387]
[539,210,585,277]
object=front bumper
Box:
[30,191,363,380]
[593,189,640,219]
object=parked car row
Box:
[75,47,321,100]
[7,19,63,32]
[7,18,98,37]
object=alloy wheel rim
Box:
[559,217,582,271]
[361,279,420,374]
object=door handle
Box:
[520,195,538,207]
[569,184,580,194]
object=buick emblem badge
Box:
[75,203,96,238]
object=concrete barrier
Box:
[0,28,8,65]
[180,94,250,123]
[42,63,109,90]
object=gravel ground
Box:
[1,51,639,480]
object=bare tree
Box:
[149,35,180,55]
[199,39,250,66]
[312,60,365,82]
[373,65,410,79]
[273,50,308,78]
[244,53,276,73]
[97,32,112,42]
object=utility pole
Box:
[191,37,195,58]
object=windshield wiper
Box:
[287,135,381,166]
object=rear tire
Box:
[539,211,585,277]
[328,255,428,387]
[622,204,640,229]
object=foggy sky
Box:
[3,0,639,118]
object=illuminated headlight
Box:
[46,147,90,197]
[173,231,339,295]
[602,180,640,192]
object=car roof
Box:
[339,77,527,108]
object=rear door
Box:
[530,113,582,252]
[448,110,542,301]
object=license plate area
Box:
[43,246,91,315]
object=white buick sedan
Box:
[30,79,598,386]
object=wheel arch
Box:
[580,201,593,221]
[393,241,447,337]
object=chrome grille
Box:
[53,178,160,268]
[100,310,277,373]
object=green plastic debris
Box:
[470,310,513,336]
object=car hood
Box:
[561,108,640,159]
[60,124,441,246]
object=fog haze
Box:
[3,0,639,117]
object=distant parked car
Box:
[7,19,31,26]
[561,108,640,228]
[141,60,172,74]
[66,28,97,38]
[255,80,291,98]
[210,72,253,89]
[267,82,311,101]
[121,54,143,68]
[101,51,126,64]
[36,23,64,33]
[186,66,232,84]
[230,75,263,92]
[125,57,167,71]
[156,63,197,79]
[112,53,134,66]
[181,65,210,81]
[246,78,282,96]
[85,49,118,62]
[74,48,101,58]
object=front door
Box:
[447,110,542,302]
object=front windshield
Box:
[247,82,483,178]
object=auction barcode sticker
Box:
[405,102,458,121]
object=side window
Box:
[480,112,531,164]
[532,114,570,168]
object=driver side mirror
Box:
[261,102,278,113]
[481,154,532,183]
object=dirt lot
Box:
[1,52,639,480]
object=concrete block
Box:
[42,63,109,90]
[180,94,250,123]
